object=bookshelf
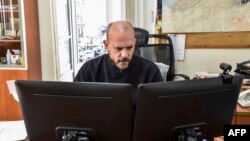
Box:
[0,0,23,67]
[0,0,41,120]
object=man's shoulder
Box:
[84,54,108,66]
[134,54,156,66]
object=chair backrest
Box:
[134,27,175,81]
[134,27,149,47]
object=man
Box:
[74,21,163,104]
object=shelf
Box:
[0,39,20,42]
[0,64,25,69]
[0,9,19,12]
[0,5,19,12]
[0,0,22,70]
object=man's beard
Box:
[110,57,130,72]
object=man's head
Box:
[103,21,136,71]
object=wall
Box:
[38,1,250,80]
[135,1,250,79]
[176,49,250,78]
[37,0,58,81]
[107,0,126,22]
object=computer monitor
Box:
[133,76,243,141]
[15,80,133,141]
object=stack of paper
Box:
[0,120,27,141]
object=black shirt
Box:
[74,54,163,104]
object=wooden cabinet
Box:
[0,70,27,120]
[232,104,250,125]
[0,0,41,121]
[214,105,250,140]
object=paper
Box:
[0,120,27,141]
[6,80,19,102]
[168,34,186,61]
[195,71,220,79]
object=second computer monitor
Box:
[133,76,242,141]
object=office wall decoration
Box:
[162,0,250,33]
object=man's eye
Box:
[117,48,122,51]
[126,46,133,50]
[128,46,132,49]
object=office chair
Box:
[134,27,190,81]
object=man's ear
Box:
[103,40,108,48]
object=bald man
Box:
[74,21,163,104]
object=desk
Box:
[233,104,250,124]
[232,83,250,124]
[0,120,26,140]
[214,104,250,141]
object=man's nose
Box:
[120,49,129,58]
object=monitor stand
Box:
[56,127,96,141]
[61,130,89,141]
[171,123,207,141]
[177,127,204,141]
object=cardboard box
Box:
[10,55,19,64]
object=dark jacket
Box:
[74,54,163,104]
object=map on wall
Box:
[162,0,250,33]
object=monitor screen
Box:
[133,76,243,141]
[15,80,133,141]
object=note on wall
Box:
[168,34,186,61]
